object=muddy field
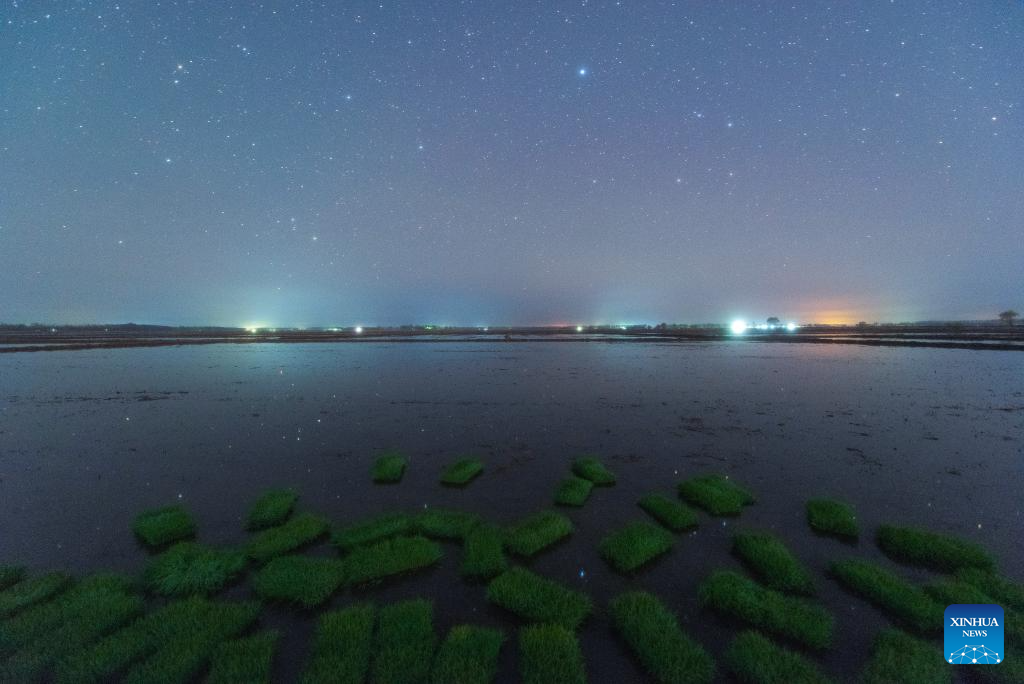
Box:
[1,341,1021,681]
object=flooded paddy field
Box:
[1,341,1021,682]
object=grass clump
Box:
[132,506,196,548]
[572,457,616,485]
[609,591,715,684]
[732,532,814,595]
[698,571,833,649]
[245,512,329,563]
[0,572,71,618]
[301,604,375,684]
[876,524,995,572]
[554,476,593,507]
[504,510,573,557]
[373,451,407,483]
[805,498,858,539]
[0,566,25,591]
[431,625,504,684]
[333,513,412,551]
[55,597,258,684]
[518,624,585,684]
[600,521,674,573]
[829,559,942,634]
[246,488,298,530]
[724,631,830,684]
[441,458,484,486]
[639,493,698,532]
[144,542,246,596]
[373,599,437,684]
[415,508,482,540]
[120,600,261,684]
[0,575,131,654]
[253,555,346,608]
[461,523,508,580]
[955,567,1024,611]
[344,535,442,587]
[862,628,949,684]
[679,474,755,516]
[0,575,142,680]
[486,567,592,629]
[207,631,278,684]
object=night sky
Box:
[2,1,1021,327]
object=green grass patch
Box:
[572,457,616,485]
[132,505,196,548]
[55,597,258,684]
[0,572,71,618]
[245,512,329,563]
[344,535,442,587]
[829,559,942,634]
[876,524,995,572]
[246,488,298,530]
[678,474,755,516]
[120,600,260,684]
[504,510,573,557]
[332,512,412,551]
[862,628,949,684]
[724,631,830,684]
[609,591,715,684]
[554,476,593,507]
[0,575,133,654]
[0,575,142,680]
[0,566,25,591]
[415,508,482,539]
[253,555,346,608]
[732,532,814,595]
[431,625,504,684]
[207,630,278,684]
[486,567,592,629]
[301,604,375,684]
[373,599,437,684]
[600,521,674,573]
[143,542,246,596]
[373,451,407,483]
[461,523,508,580]
[518,624,585,684]
[955,567,1024,612]
[639,493,698,532]
[441,458,484,486]
[805,498,858,539]
[698,571,832,649]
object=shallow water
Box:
[1,341,1021,681]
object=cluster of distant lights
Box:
[730,319,798,334]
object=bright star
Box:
[578,68,587,76]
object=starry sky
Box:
[2,1,1022,327]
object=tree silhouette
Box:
[998,310,1019,326]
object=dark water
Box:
[1,341,1021,682]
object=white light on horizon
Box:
[730,319,747,335]
[576,325,584,332]
[786,322,798,331]
[354,326,363,334]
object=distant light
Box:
[354,326,363,334]
[482,327,489,331]
[730,320,747,335]
[578,68,587,76]
[786,322,798,332]
[619,325,627,331]
[576,325,584,332]
[246,327,258,333]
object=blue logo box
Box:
[945,604,1004,665]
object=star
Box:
[577,67,587,76]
